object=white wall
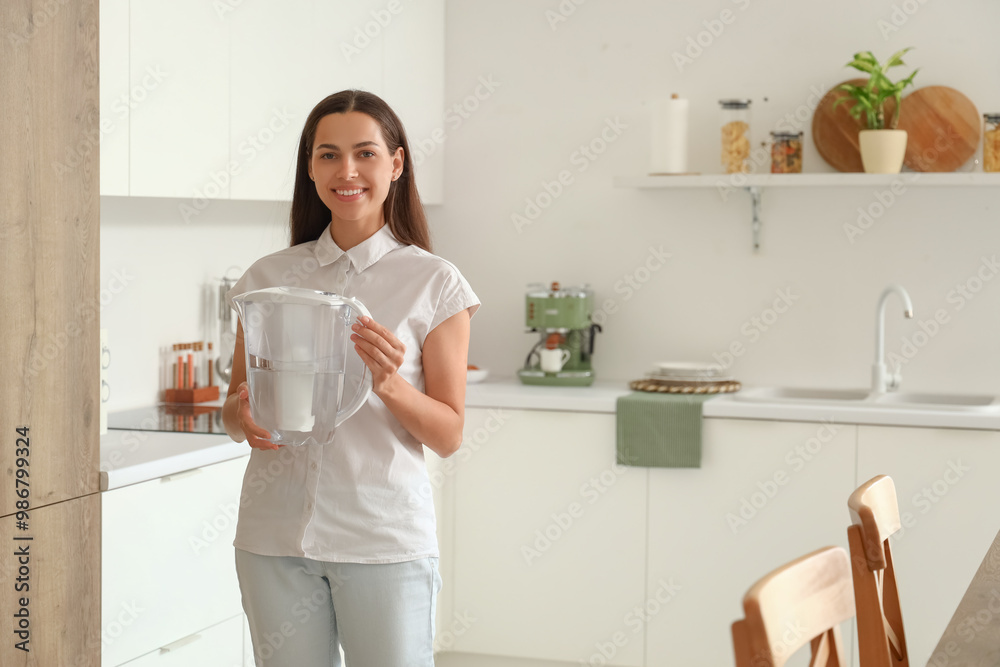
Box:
[102,0,1000,411]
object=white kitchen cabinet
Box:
[128,0,230,199]
[99,0,130,196]
[102,456,248,666]
[857,425,1000,667]
[119,614,244,667]
[228,2,322,202]
[449,408,647,665]
[644,418,857,667]
[382,0,446,204]
[101,0,443,203]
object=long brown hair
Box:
[289,90,431,251]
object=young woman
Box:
[222,90,479,666]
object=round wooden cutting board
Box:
[812,78,897,173]
[896,86,980,172]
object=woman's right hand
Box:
[236,381,282,450]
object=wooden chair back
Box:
[732,546,855,667]
[848,474,909,667]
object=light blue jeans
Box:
[235,549,441,667]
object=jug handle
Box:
[335,297,375,427]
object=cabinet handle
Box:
[159,632,202,653]
[160,468,203,483]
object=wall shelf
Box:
[614,172,1000,252]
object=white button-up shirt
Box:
[227,224,479,563]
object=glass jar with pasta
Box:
[770,131,803,173]
[719,99,751,174]
[983,114,1000,173]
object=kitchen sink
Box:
[732,387,1000,413]
[734,387,871,403]
[873,392,1000,410]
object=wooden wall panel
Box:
[0,494,101,665]
[0,0,101,512]
[1,0,101,664]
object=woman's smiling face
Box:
[308,111,403,232]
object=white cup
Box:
[539,348,571,373]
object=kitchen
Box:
[5,0,1000,666]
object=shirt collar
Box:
[314,223,404,272]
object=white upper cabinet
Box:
[99,0,130,196]
[382,0,445,204]
[128,1,231,200]
[228,1,321,202]
[100,0,444,203]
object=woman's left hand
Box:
[351,315,406,394]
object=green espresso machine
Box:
[517,282,602,386]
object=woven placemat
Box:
[629,378,742,394]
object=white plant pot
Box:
[859,129,908,174]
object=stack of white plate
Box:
[646,361,735,384]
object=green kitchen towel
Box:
[616,392,715,468]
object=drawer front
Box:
[119,614,244,667]
[103,456,249,666]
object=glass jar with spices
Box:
[719,99,751,174]
[770,131,803,173]
[983,114,1000,172]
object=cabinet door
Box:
[857,425,1000,667]
[312,1,384,94]
[102,456,248,666]
[229,1,322,202]
[645,418,858,667]
[450,408,647,665]
[99,0,130,195]
[120,614,243,667]
[129,1,229,199]
[382,0,445,204]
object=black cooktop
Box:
[108,401,225,435]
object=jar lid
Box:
[770,131,803,139]
[719,99,751,109]
[984,113,1000,123]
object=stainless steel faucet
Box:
[872,284,914,394]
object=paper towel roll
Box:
[650,94,689,174]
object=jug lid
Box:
[234,286,371,317]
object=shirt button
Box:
[310,462,318,471]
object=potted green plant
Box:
[833,48,919,173]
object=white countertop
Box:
[100,428,248,491]
[466,377,1000,430]
[104,381,1000,489]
